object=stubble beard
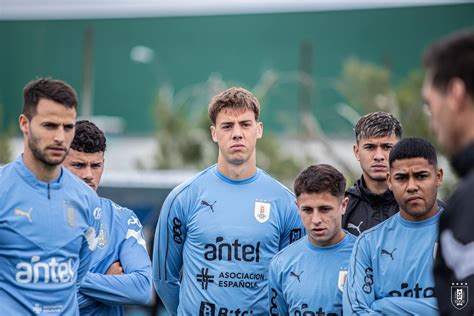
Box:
[28,132,67,168]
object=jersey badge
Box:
[64,201,75,228]
[338,269,348,292]
[451,282,469,310]
[97,224,108,249]
[254,201,271,223]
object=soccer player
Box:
[423,29,474,315]
[153,87,304,315]
[268,164,356,315]
[342,112,402,236]
[63,120,152,315]
[344,137,443,315]
[0,78,101,314]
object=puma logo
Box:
[290,271,303,283]
[15,208,33,223]
[348,221,363,235]
[201,200,216,212]
[381,248,397,260]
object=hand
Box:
[106,261,124,275]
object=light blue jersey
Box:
[153,165,304,315]
[0,156,101,315]
[269,233,356,316]
[343,210,442,315]
[78,198,152,315]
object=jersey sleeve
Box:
[278,193,304,249]
[268,257,289,315]
[79,212,152,306]
[77,194,102,289]
[152,188,188,315]
[371,297,438,315]
[343,234,380,315]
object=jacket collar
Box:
[14,155,64,190]
[355,176,396,206]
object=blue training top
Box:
[343,210,442,315]
[0,156,101,315]
[153,165,304,315]
[78,198,152,315]
[269,233,356,315]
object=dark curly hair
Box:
[294,164,346,199]
[389,137,437,168]
[70,120,106,153]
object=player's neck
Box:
[217,156,257,181]
[23,150,61,182]
[363,175,388,195]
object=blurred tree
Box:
[336,57,454,199]
[151,73,310,186]
[0,104,12,164]
[337,57,433,143]
[337,57,395,115]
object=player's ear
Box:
[449,78,468,113]
[256,121,263,140]
[436,167,444,187]
[387,172,393,191]
[340,196,349,215]
[210,125,217,143]
[353,143,360,161]
[19,114,29,135]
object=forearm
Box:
[80,270,152,305]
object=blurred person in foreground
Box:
[343,111,402,236]
[268,164,355,315]
[153,87,304,315]
[64,120,152,315]
[423,29,474,315]
[344,137,443,315]
[0,78,101,314]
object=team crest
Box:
[254,201,271,223]
[64,201,75,228]
[338,269,348,292]
[451,283,468,310]
[97,224,108,249]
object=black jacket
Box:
[435,142,474,315]
[342,177,399,236]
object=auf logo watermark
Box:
[451,282,468,310]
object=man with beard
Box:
[344,137,443,315]
[0,78,101,314]
[423,29,474,315]
[64,120,152,315]
[342,112,402,236]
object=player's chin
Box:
[45,155,67,166]
[368,173,388,182]
[227,155,247,165]
[405,207,429,219]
